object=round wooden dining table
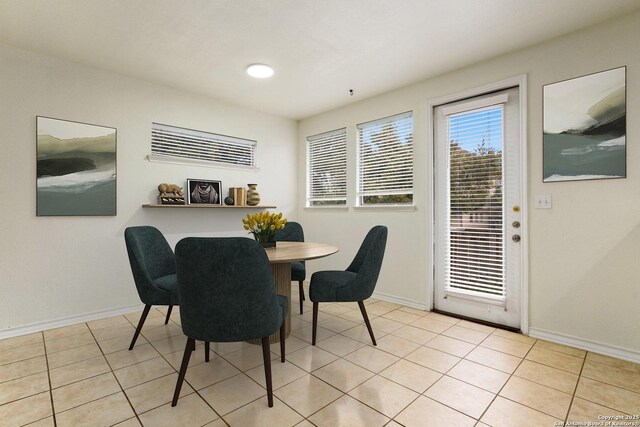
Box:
[263,241,338,343]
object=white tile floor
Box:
[1,285,639,426]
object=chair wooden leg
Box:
[280,321,286,363]
[298,281,305,314]
[164,305,173,325]
[261,337,274,407]
[358,301,377,346]
[172,337,195,407]
[312,302,319,346]
[205,341,210,362]
[129,304,151,351]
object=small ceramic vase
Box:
[246,184,260,206]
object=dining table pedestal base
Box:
[247,242,339,345]
[248,262,292,344]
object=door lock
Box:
[512,221,521,228]
[512,234,521,242]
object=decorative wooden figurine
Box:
[157,183,185,205]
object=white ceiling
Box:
[1,0,639,119]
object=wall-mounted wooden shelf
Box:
[142,204,277,209]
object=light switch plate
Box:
[534,195,552,209]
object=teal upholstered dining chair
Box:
[310,225,388,346]
[124,226,179,350]
[275,221,306,314]
[172,237,288,408]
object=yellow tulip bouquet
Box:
[242,212,287,247]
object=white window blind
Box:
[357,112,413,205]
[150,123,256,168]
[306,128,347,207]
[446,104,505,299]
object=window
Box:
[446,104,505,297]
[150,123,256,168]
[357,112,413,205]
[306,128,347,207]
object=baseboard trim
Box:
[528,327,640,364]
[0,304,143,340]
[371,292,427,311]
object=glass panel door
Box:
[434,87,522,328]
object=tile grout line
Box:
[316,315,478,422]
[138,312,220,421]
[360,318,496,423]
[303,370,388,423]
[87,318,144,426]
[42,330,58,427]
[152,330,228,425]
[583,358,640,391]
[145,315,239,425]
[5,304,640,426]
[312,320,470,424]
[568,358,637,417]
[33,314,424,424]
[281,311,403,424]
[487,340,591,421]
[215,335,349,424]
[248,308,478,425]
[82,314,569,424]
[471,332,536,424]
[308,313,516,424]
[411,323,494,423]
[124,311,196,423]
[563,350,588,425]
[184,344,307,424]
[403,321,567,423]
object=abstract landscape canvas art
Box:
[543,67,626,182]
[37,117,116,216]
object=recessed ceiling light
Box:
[246,64,274,79]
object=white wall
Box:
[2,11,639,360]
[298,12,640,358]
[0,44,298,333]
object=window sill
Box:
[353,205,416,212]
[304,206,349,212]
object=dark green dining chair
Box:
[124,226,179,350]
[172,237,288,408]
[275,221,306,314]
[310,225,388,346]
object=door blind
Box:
[151,123,256,167]
[357,112,413,205]
[307,128,347,206]
[446,105,505,298]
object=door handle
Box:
[512,234,521,242]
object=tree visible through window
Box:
[447,106,505,297]
[449,140,502,213]
[357,112,413,205]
